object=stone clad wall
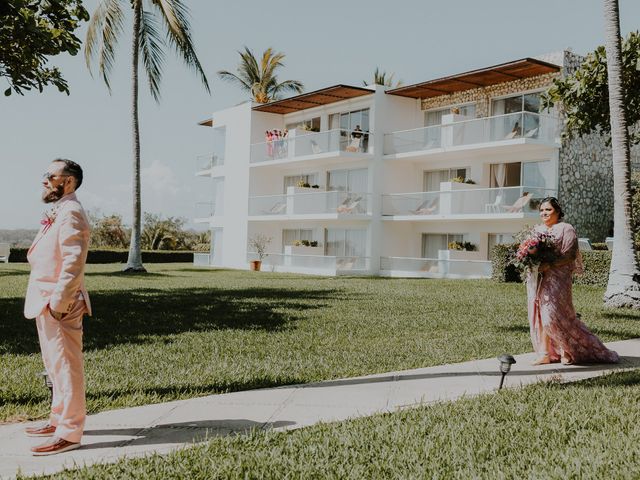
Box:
[557,51,613,242]
[420,72,559,116]
[418,51,614,241]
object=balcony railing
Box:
[193,253,211,266]
[249,191,371,216]
[250,129,372,164]
[248,252,370,272]
[195,202,218,219]
[196,153,223,173]
[380,256,492,278]
[383,112,559,155]
[382,186,557,216]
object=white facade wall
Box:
[196,74,563,278]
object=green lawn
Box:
[30,369,640,479]
[1,263,639,424]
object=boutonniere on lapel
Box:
[40,205,60,233]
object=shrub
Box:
[591,243,608,251]
[491,244,521,282]
[8,248,194,264]
[574,251,611,287]
[491,244,611,286]
[448,241,477,251]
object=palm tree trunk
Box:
[124,1,146,272]
[602,0,640,307]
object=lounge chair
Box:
[501,193,532,213]
[336,257,356,270]
[336,196,363,214]
[345,137,362,152]
[311,140,322,154]
[262,202,287,215]
[484,194,503,213]
[410,198,438,215]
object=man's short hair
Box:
[53,158,83,190]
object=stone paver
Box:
[1,338,638,479]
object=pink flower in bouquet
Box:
[511,227,558,274]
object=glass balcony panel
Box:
[247,252,370,272]
[193,253,211,266]
[248,194,288,216]
[384,113,558,154]
[383,125,441,155]
[382,187,557,216]
[380,256,492,277]
[250,129,372,164]
[249,192,370,216]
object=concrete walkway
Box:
[2,338,639,479]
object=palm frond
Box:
[84,0,124,91]
[139,9,166,102]
[217,70,253,92]
[151,0,210,93]
[270,79,304,99]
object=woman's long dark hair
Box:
[539,196,564,219]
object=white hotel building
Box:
[193,53,609,278]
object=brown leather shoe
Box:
[31,437,80,456]
[24,423,56,437]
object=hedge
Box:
[491,244,611,286]
[7,248,194,264]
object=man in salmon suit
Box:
[24,159,91,456]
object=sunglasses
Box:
[42,173,70,182]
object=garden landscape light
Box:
[497,354,516,390]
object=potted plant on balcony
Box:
[249,233,272,271]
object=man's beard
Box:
[42,184,65,203]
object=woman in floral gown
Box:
[528,197,619,365]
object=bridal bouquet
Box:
[511,227,558,274]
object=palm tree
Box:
[363,68,403,88]
[85,0,209,272]
[602,0,640,307]
[218,47,303,103]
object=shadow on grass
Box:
[0,287,340,355]
[81,419,296,450]
[84,271,172,278]
[0,270,29,278]
[500,323,640,341]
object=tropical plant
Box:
[89,212,129,248]
[363,68,403,88]
[84,0,209,272]
[249,233,272,260]
[600,0,640,308]
[217,46,304,103]
[1,0,88,96]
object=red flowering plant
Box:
[511,226,558,274]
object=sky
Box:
[2,0,640,229]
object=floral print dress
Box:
[527,222,619,364]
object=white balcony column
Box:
[441,113,466,147]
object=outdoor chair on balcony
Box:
[501,192,532,213]
[410,198,438,215]
[262,202,287,215]
[336,196,363,214]
[345,137,362,152]
[336,257,356,270]
[310,140,322,154]
[524,127,539,138]
[484,194,503,213]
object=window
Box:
[325,228,367,257]
[424,104,476,126]
[522,160,555,190]
[422,234,464,259]
[490,163,521,188]
[492,93,541,115]
[283,229,314,250]
[423,168,470,191]
[283,173,319,192]
[286,117,320,132]
[327,168,368,193]
[330,108,370,151]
